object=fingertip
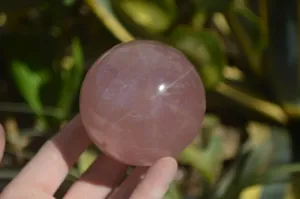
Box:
[152,156,178,178]
[152,156,178,185]
[155,157,178,170]
[129,157,178,199]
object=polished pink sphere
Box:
[80,40,206,166]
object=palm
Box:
[0,115,177,199]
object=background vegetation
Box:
[0,0,299,198]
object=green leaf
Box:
[10,61,46,115]
[1,34,59,101]
[63,0,77,7]
[10,61,50,130]
[1,34,61,129]
[168,26,226,90]
[77,149,98,174]
[192,11,207,31]
[208,123,274,199]
[224,125,291,199]
[257,127,291,199]
[85,0,134,42]
[111,0,177,37]
[201,133,224,183]
[164,182,182,199]
[234,6,266,53]
[57,37,85,119]
[180,144,222,184]
[179,119,224,184]
[238,133,273,188]
[211,164,239,199]
[225,4,266,76]
[212,13,231,36]
[254,164,300,185]
[214,82,288,124]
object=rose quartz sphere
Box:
[80,40,206,166]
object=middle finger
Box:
[64,154,128,199]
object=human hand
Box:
[0,115,178,199]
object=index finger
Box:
[3,115,91,196]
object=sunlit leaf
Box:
[215,82,288,124]
[244,185,295,199]
[212,13,231,36]
[192,11,207,31]
[85,0,134,42]
[10,61,46,116]
[111,0,177,37]
[10,62,50,129]
[240,183,297,199]
[239,185,263,199]
[77,149,98,174]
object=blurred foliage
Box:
[1,0,300,199]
